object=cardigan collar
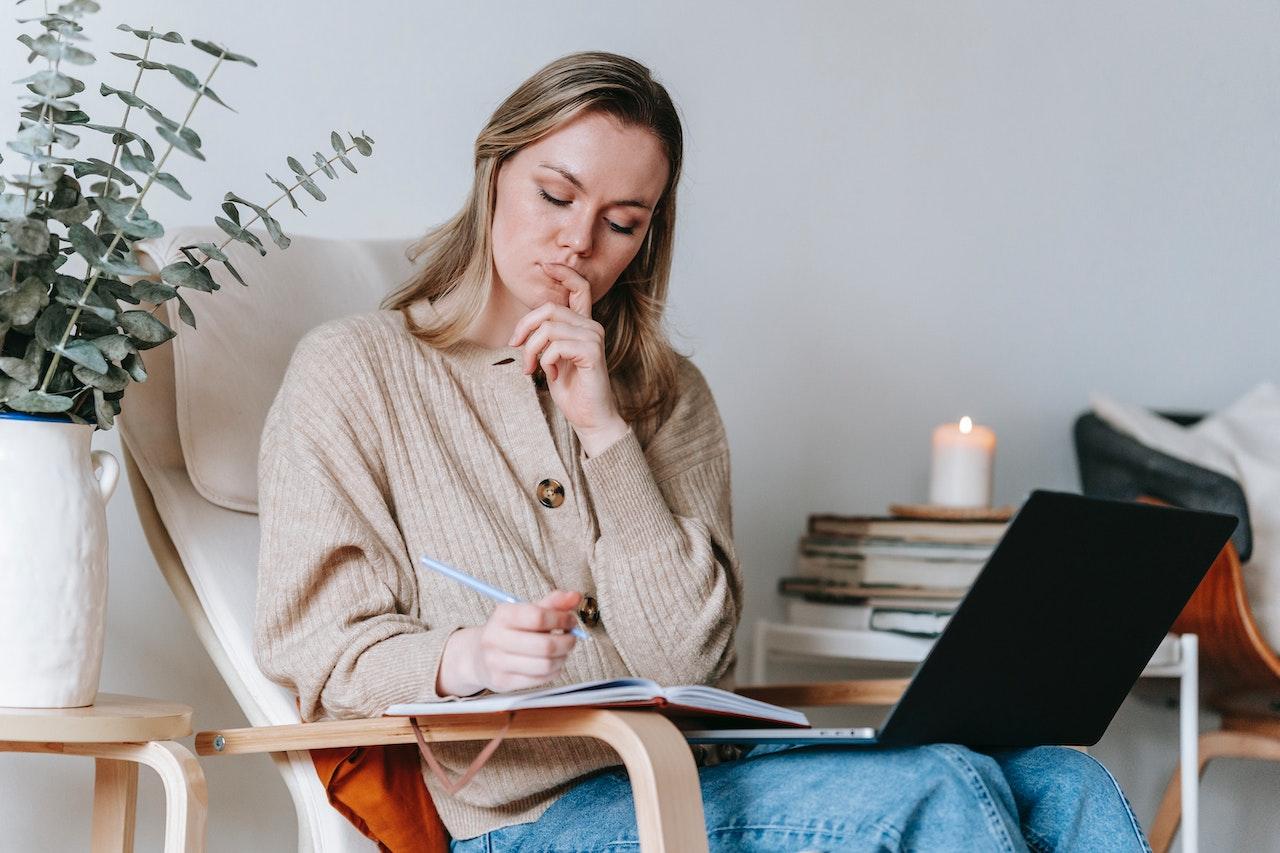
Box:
[403,298,543,389]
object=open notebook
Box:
[385,677,811,728]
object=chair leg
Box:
[1149,730,1280,853]
[591,712,710,853]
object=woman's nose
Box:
[557,211,594,256]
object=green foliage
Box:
[1,3,375,429]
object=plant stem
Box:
[100,29,156,218]
[9,28,63,286]
[199,143,363,265]
[38,51,226,394]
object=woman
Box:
[255,51,1150,851]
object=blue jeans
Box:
[450,743,1150,852]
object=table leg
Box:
[131,741,207,853]
[91,758,138,852]
[1179,633,1198,853]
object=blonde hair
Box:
[382,51,686,442]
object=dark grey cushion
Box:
[1073,411,1253,561]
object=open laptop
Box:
[683,490,1237,747]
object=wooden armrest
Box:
[198,708,708,853]
[736,679,909,707]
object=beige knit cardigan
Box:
[254,303,742,839]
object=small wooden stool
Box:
[0,694,206,852]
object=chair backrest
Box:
[1073,411,1280,705]
[120,226,418,852]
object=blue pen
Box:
[419,554,590,641]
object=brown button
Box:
[536,478,565,508]
[578,595,600,628]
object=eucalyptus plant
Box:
[0,0,375,428]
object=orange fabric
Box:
[311,744,451,853]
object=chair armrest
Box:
[735,679,909,707]
[198,708,709,853]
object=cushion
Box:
[1091,383,1280,652]
[133,227,418,513]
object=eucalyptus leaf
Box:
[54,294,115,321]
[313,152,337,180]
[0,356,38,387]
[71,157,140,189]
[59,1,103,16]
[190,39,257,66]
[93,388,113,427]
[97,253,152,278]
[220,200,240,225]
[16,70,83,98]
[337,153,357,174]
[94,196,163,239]
[298,177,326,202]
[351,135,372,156]
[89,334,135,362]
[98,82,154,111]
[262,213,289,249]
[7,390,73,413]
[81,124,155,160]
[110,51,166,70]
[8,217,51,254]
[48,197,90,225]
[118,309,175,346]
[0,276,50,325]
[175,293,196,328]
[286,156,308,177]
[74,362,128,392]
[221,259,246,287]
[116,24,183,43]
[214,217,266,255]
[96,278,141,306]
[131,280,177,303]
[34,303,70,349]
[265,172,304,213]
[151,172,191,200]
[330,131,343,153]
[164,63,201,91]
[156,124,204,160]
[160,261,216,292]
[184,241,226,262]
[122,351,146,382]
[57,339,108,374]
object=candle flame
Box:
[959,416,973,434]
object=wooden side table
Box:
[0,694,206,852]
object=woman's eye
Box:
[540,188,636,236]
[538,188,570,207]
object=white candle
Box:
[928,416,996,507]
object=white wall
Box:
[3,1,1278,849]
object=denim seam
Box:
[1079,750,1154,853]
[933,744,1021,853]
[1022,823,1054,853]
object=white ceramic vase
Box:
[0,413,119,707]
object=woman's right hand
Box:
[436,589,582,696]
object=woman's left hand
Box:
[508,263,630,455]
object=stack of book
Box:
[778,513,1008,639]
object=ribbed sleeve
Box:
[580,373,742,685]
[254,328,464,720]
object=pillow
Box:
[1091,383,1280,653]
[132,227,418,514]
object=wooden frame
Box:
[195,681,908,853]
[1148,540,1280,853]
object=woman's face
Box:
[490,110,670,313]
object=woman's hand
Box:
[508,263,630,456]
[436,589,582,696]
